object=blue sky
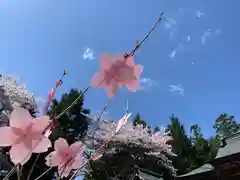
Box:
[0,0,239,138]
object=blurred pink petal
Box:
[47,88,55,104]
[1,108,52,165]
[32,136,52,153]
[100,53,113,71]
[46,138,85,175]
[92,153,103,161]
[71,156,85,169]
[134,64,143,77]
[115,113,132,133]
[126,79,140,92]
[44,88,56,112]
[91,72,105,88]
[33,115,50,133]
[125,55,135,67]
[10,142,32,165]
[58,166,71,178]
[92,53,143,97]
[70,141,84,154]
[106,80,119,97]
[117,67,135,82]
[45,151,63,167]
[54,138,69,152]
[44,127,52,138]
[10,108,32,129]
[0,127,18,146]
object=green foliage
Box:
[49,89,90,144]
[84,146,174,180]
[213,113,240,138]
[133,113,147,128]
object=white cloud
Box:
[215,29,222,34]
[164,17,176,29]
[201,29,211,44]
[196,11,204,18]
[201,29,221,45]
[83,47,94,60]
[187,36,191,42]
[169,49,177,59]
[169,84,184,96]
[169,29,178,40]
[138,77,156,91]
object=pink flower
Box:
[44,88,56,112]
[0,108,52,165]
[91,53,143,97]
[91,153,103,161]
[115,113,132,133]
[45,138,85,178]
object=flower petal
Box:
[10,108,32,129]
[125,56,135,67]
[100,53,113,71]
[32,115,51,133]
[54,138,69,151]
[91,72,105,88]
[112,54,125,63]
[106,80,120,97]
[70,141,84,155]
[45,151,63,167]
[71,156,85,169]
[126,79,140,92]
[10,142,32,165]
[92,153,103,161]
[32,136,51,153]
[0,127,18,146]
[58,165,71,178]
[134,64,143,77]
[115,113,132,133]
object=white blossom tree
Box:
[84,117,176,179]
[0,74,37,177]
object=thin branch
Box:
[3,165,17,180]
[69,114,129,180]
[87,98,113,136]
[26,154,41,180]
[54,85,92,120]
[127,12,164,57]
[34,167,52,180]
[16,165,20,180]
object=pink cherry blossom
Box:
[115,113,132,133]
[44,88,56,112]
[91,53,143,97]
[0,108,52,165]
[91,153,103,161]
[45,138,85,178]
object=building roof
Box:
[178,132,240,178]
[215,132,240,159]
[135,166,163,180]
[177,164,214,178]
[138,171,163,180]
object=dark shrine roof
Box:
[215,132,240,159]
[178,132,240,178]
[135,166,164,180]
[177,164,214,178]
